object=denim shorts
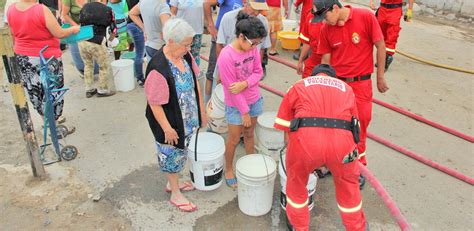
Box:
[225,97,264,125]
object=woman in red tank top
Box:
[7,0,79,128]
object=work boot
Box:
[385,54,393,71]
[359,174,366,190]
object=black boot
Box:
[359,174,366,190]
[385,54,393,71]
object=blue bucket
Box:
[60,24,94,44]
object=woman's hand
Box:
[242,113,251,128]
[229,81,248,94]
[164,127,179,145]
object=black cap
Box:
[311,0,340,23]
[311,64,336,77]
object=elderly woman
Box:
[144,18,206,213]
[7,0,79,126]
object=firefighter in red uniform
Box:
[315,0,389,186]
[296,9,323,79]
[274,64,366,231]
[370,0,414,70]
[292,0,312,60]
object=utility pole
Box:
[0,27,46,177]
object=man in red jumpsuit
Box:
[296,9,323,79]
[315,0,389,179]
[274,64,366,231]
[292,0,312,60]
[370,0,414,70]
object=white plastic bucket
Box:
[187,132,225,191]
[256,111,285,151]
[112,59,135,92]
[279,154,318,211]
[206,84,228,133]
[236,154,277,216]
[282,19,298,31]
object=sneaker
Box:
[97,90,116,97]
[85,88,97,98]
[137,79,145,87]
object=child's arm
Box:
[245,48,264,87]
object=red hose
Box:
[358,163,412,231]
[367,133,474,185]
[267,55,474,143]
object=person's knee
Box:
[243,128,254,139]
[227,134,241,146]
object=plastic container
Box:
[279,154,318,211]
[236,154,277,216]
[255,111,285,152]
[111,59,135,92]
[120,51,136,60]
[282,19,298,31]
[206,84,228,134]
[278,31,301,50]
[188,132,225,191]
[60,24,94,44]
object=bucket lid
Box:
[188,132,225,157]
[214,84,225,102]
[257,111,278,129]
[236,154,276,178]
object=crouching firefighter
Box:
[274,64,366,231]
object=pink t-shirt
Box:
[217,45,263,114]
[7,3,61,58]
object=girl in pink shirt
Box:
[217,12,267,188]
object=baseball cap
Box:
[311,64,336,77]
[311,0,341,23]
[249,0,269,11]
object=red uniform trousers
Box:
[376,7,403,55]
[302,53,322,78]
[347,80,372,166]
[285,127,366,231]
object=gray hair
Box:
[162,17,196,44]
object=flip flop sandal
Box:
[170,200,198,212]
[268,51,279,56]
[165,181,195,193]
[225,177,237,188]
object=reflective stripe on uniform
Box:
[275,117,291,127]
[287,196,309,209]
[358,152,366,159]
[386,47,396,53]
[299,33,310,42]
[338,201,362,213]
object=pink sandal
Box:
[170,200,197,212]
[165,181,195,193]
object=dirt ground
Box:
[0,4,473,231]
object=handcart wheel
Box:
[56,125,69,139]
[61,145,78,161]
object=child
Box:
[108,0,129,60]
[216,12,267,188]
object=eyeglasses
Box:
[244,35,262,47]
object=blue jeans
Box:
[225,97,264,125]
[145,46,159,61]
[69,42,99,75]
[127,23,145,81]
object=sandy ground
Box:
[0,4,473,231]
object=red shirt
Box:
[299,12,323,54]
[274,75,358,133]
[7,3,61,58]
[381,0,403,4]
[317,6,383,78]
[266,0,281,8]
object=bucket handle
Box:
[280,143,288,176]
[194,128,200,162]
